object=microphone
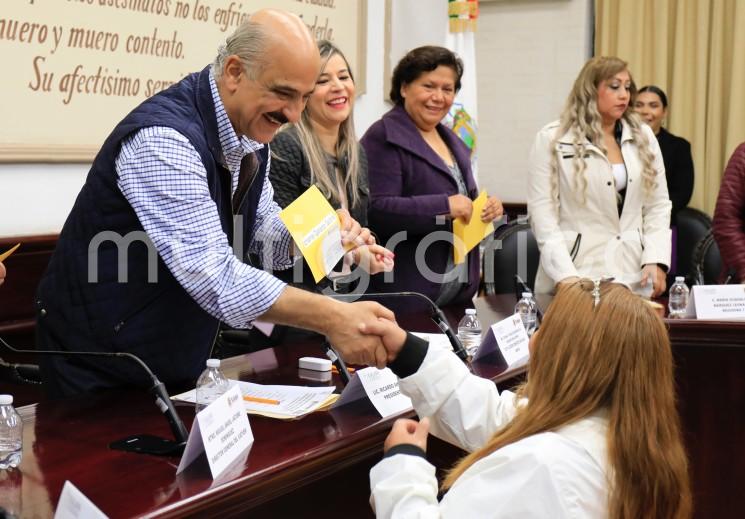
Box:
[322,340,351,385]
[327,291,469,362]
[0,336,188,456]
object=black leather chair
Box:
[690,230,731,285]
[675,207,712,284]
[483,222,540,295]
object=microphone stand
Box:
[0,336,187,456]
[328,292,469,362]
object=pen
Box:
[243,395,280,405]
[331,365,356,374]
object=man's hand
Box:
[0,262,5,287]
[481,195,504,223]
[359,317,407,363]
[448,194,473,223]
[337,208,372,248]
[384,417,430,454]
[641,264,667,298]
[326,301,395,369]
[353,244,394,274]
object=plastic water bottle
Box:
[0,395,22,470]
[457,308,482,357]
[195,359,230,414]
[514,292,538,336]
[668,276,690,319]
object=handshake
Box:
[323,300,408,369]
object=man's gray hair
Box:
[212,21,270,79]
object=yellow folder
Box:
[453,191,494,265]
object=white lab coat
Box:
[369,347,610,518]
[527,119,671,293]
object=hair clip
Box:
[592,278,602,307]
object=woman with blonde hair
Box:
[363,281,691,518]
[528,56,672,296]
[270,40,393,290]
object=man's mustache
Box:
[266,111,289,124]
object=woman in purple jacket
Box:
[361,46,502,305]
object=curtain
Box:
[595,0,745,215]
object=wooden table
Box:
[4,294,743,518]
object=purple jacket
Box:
[361,104,480,305]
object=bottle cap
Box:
[0,395,13,405]
[675,276,685,282]
[465,308,476,315]
[206,358,220,368]
[522,292,532,298]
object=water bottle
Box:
[0,395,22,470]
[195,359,230,414]
[668,276,690,319]
[514,292,538,335]
[457,308,482,357]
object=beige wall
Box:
[476,0,593,204]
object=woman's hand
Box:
[448,194,473,223]
[359,315,407,362]
[336,208,372,247]
[0,262,5,286]
[641,264,667,298]
[384,417,430,454]
[481,195,504,223]
[353,244,395,275]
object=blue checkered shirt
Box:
[115,71,293,328]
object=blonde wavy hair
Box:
[551,56,658,203]
[443,281,692,519]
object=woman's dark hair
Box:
[389,45,464,104]
[638,85,668,108]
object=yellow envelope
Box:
[453,191,494,265]
[279,186,347,283]
[0,243,20,262]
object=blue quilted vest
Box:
[36,67,268,394]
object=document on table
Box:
[453,191,494,264]
[279,185,350,283]
[172,380,338,420]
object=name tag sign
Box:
[331,367,413,418]
[474,313,530,367]
[54,481,108,519]
[685,285,745,320]
[176,385,254,479]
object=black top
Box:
[269,126,369,226]
[656,127,695,224]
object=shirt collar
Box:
[208,71,264,193]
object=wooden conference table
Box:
[5,294,745,518]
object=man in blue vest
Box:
[36,9,395,396]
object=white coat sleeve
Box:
[639,126,673,267]
[527,128,579,284]
[370,438,578,519]
[397,346,519,453]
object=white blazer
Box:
[527,119,671,293]
[369,346,610,518]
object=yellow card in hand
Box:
[279,186,347,283]
[0,243,20,263]
[453,191,494,265]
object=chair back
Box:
[483,222,540,295]
[676,207,712,283]
[691,230,727,285]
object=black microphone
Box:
[322,340,352,385]
[0,336,188,456]
[327,291,469,362]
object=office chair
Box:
[675,207,712,284]
[483,222,540,295]
[691,230,732,285]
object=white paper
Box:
[686,284,745,320]
[176,385,253,479]
[332,367,413,418]
[411,332,453,352]
[173,380,336,419]
[475,314,530,367]
[54,481,109,519]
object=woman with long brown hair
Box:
[364,281,691,518]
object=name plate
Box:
[686,285,745,320]
[474,313,530,367]
[177,385,254,479]
[54,481,108,519]
[332,367,413,418]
